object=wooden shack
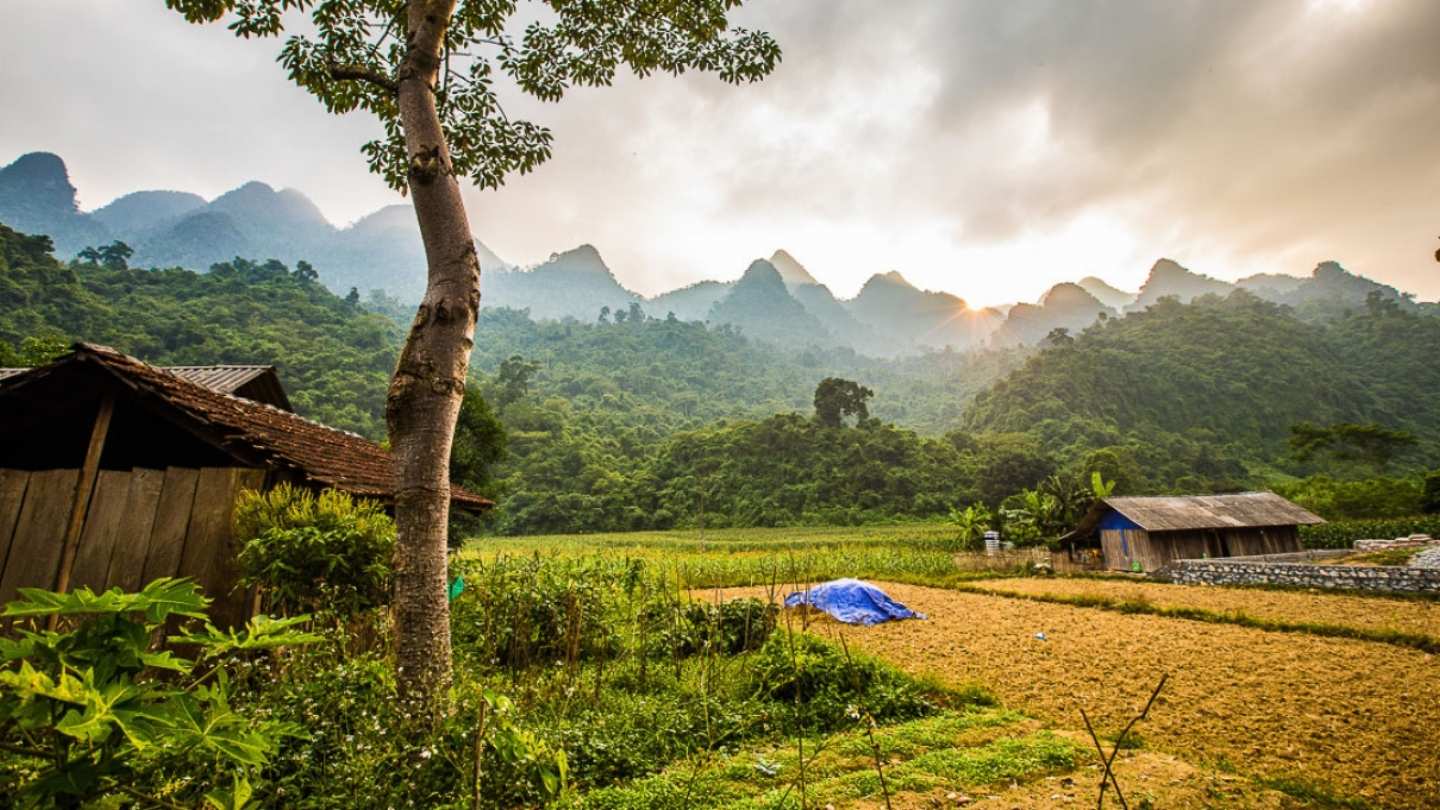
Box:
[1068,493,1323,572]
[0,343,491,624]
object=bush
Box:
[1300,515,1440,549]
[450,556,634,671]
[748,632,938,733]
[1273,475,1423,520]
[248,643,567,809]
[234,485,396,617]
[644,597,777,659]
[1423,471,1440,514]
[0,579,318,807]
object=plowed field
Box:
[970,576,1440,640]
[712,582,1440,809]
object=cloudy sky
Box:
[4,0,1438,305]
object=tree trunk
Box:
[389,0,476,711]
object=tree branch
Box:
[329,63,398,94]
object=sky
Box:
[3,0,1439,306]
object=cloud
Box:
[2,0,1437,303]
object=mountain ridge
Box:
[1,151,1432,355]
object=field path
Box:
[712,582,1440,809]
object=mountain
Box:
[846,271,1003,354]
[790,282,877,349]
[1077,276,1135,310]
[91,190,206,234]
[990,282,1113,347]
[329,204,509,300]
[1128,258,1235,310]
[768,249,819,288]
[131,181,337,275]
[649,279,732,321]
[482,244,639,322]
[965,291,1440,487]
[0,152,111,255]
[706,259,830,346]
[1236,272,1307,299]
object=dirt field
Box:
[712,582,1440,809]
[969,576,1440,640]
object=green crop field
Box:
[459,523,1031,589]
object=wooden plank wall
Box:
[0,467,261,624]
[0,470,79,605]
[1100,526,1307,572]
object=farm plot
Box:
[968,576,1440,641]
[712,582,1440,809]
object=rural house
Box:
[1067,492,1324,572]
[0,343,491,624]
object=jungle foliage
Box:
[3,226,1437,536]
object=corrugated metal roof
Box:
[162,365,274,394]
[1101,492,1324,532]
[0,345,492,510]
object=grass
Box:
[569,707,1077,809]
[1338,547,1424,566]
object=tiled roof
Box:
[3,363,290,408]
[0,344,492,510]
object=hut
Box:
[0,343,491,623]
[1067,492,1324,572]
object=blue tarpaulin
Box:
[783,579,925,626]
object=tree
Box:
[948,503,992,551]
[1289,421,1418,472]
[1000,488,1061,546]
[164,0,780,709]
[813,377,874,428]
[345,286,362,306]
[1423,470,1440,515]
[451,384,507,494]
[77,240,133,270]
[0,334,69,367]
[496,354,539,407]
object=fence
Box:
[0,467,264,624]
[952,547,1106,574]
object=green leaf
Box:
[2,578,209,622]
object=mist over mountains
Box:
[1,151,1430,357]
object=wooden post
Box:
[53,393,115,595]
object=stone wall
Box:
[1157,556,1440,594]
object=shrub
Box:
[1300,515,1440,549]
[0,579,318,807]
[644,597,777,659]
[1424,471,1440,514]
[449,556,632,671]
[1274,475,1423,520]
[248,642,567,809]
[748,633,938,733]
[234,485,396,617]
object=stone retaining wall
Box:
[1157,557,1440,594]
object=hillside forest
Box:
[4,221,1439,536]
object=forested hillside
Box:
[965,291,1440,487]
[0,224,400,436]
[2,223,1437,534]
